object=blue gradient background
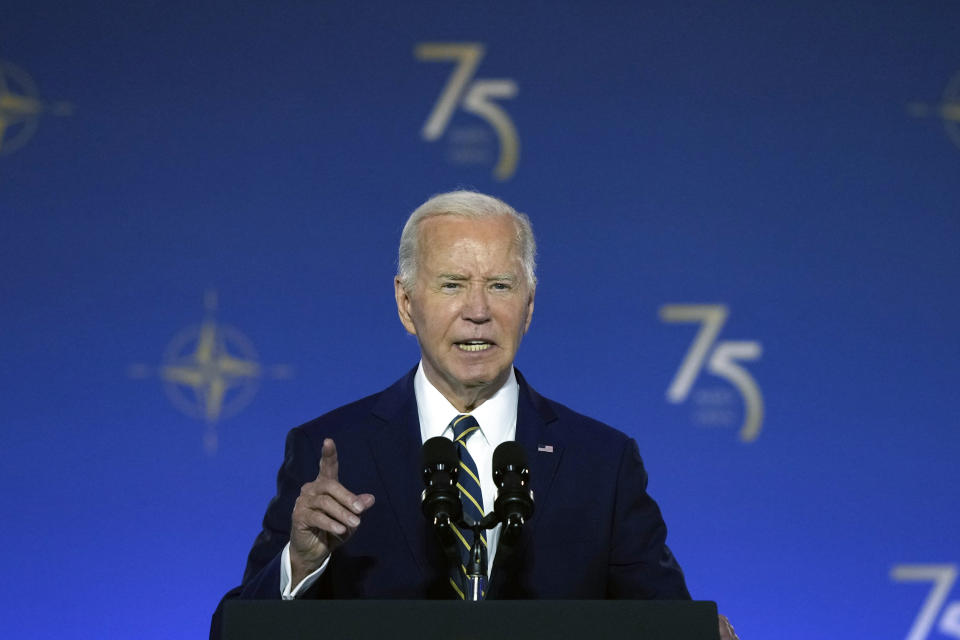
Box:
[1,2,958,638]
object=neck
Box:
[445,390,490,413]
[422,368,510,413]
[439,381,496,413]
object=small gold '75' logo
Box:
[415,43,519,181]
[660,304,764,442]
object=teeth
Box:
[458,342,491,352]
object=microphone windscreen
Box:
[492,441,527,475]
[422,436,458,470]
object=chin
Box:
[457,365,508,389]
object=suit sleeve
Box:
[240,427,322,591]
[210,427,326,638]
[607,438,691,599]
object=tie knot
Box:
[450,414,480,444]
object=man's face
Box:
[395,214,535,410]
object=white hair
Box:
[397,190,537,291]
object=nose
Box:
[461,285,491,323]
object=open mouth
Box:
[456,340,493,352]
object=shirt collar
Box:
[414,362,518,447]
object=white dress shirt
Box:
[280,363,519,598]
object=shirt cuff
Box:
[280,543,329,599]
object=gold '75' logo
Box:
[660,304,764,442]
[415,43,519,181]
[892,564,960,640]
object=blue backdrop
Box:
[2,2,958,638]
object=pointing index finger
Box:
[318,438,339,481]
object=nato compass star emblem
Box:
[128,291,294,453]
[908,70,960,151]
[0,60,72,156]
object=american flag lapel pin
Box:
[537,444,554,453]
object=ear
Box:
[394,276,418,336]
[522,289,535,334]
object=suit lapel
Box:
[488,370,564,596]
[365,369,434,576]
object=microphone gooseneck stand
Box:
[464,520,489,601]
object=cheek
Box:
[497,310,529,338]
[415,305,452,339]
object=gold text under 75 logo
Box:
[415,43,519,181]
[660,304,764,442]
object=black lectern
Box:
[223,600,720,640]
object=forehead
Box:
[417,215,521,267]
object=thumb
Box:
[318,438,339,481]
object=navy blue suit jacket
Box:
[212,368,688,634]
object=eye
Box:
[491,282,511,291]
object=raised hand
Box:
[289,438,375,585]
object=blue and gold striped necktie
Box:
[449,413,487,599]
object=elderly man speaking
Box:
[212,191,737,640]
